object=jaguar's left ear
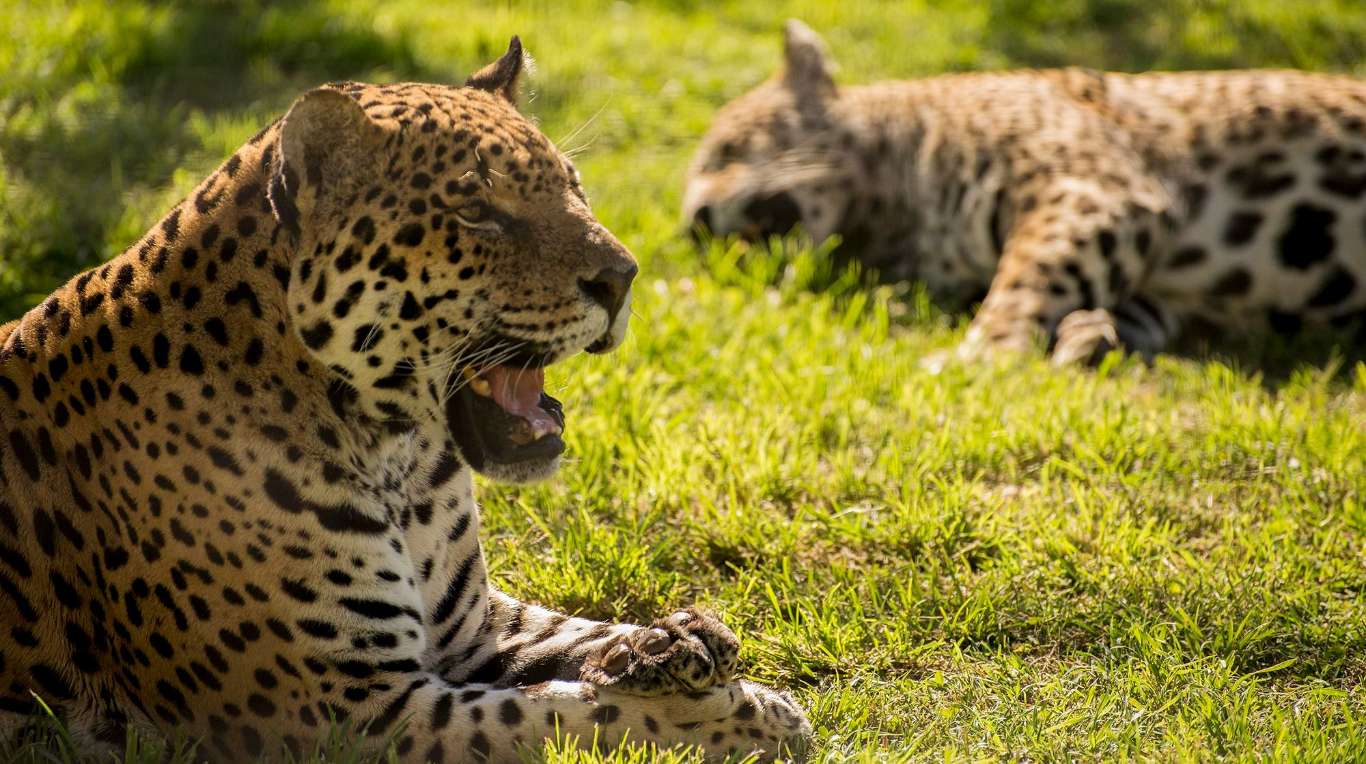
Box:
[270,87,383,233]
[466,36,526,105]
[782,19,836,102]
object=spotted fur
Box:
[0,38,809,761]
[684,20,1366,363]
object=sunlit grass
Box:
[2,0,1365,760]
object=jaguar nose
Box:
[579,262,638,322]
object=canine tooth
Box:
[531,421,563,440]
[460,366,492,395]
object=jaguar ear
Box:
[782,19,836,100]
[466,36,526,105]
[270,87,381,232]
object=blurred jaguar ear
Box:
[466,36,526,105]
[271,87,381,232]
[782,19,836,100]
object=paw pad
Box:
[581,607,739,696]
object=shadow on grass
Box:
[693,232,1366,390]
[1173,322,1366,390]
[0,0,444,319]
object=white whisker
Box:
[556,101,610,148]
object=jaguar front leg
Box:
[423,595,808,761]
[343,672,809,763]
[436,591,640,685]
[1050,296,1181,366]
[448,595,747,695]
[958,177,1171,364]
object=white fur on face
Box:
[603,289,631,351]
[481,453,563,484]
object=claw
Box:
[601,641,630,674]
[638,627,671,655]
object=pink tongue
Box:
[482,366,561,437]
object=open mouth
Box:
[740,191,802,241]
[445,362,566,472]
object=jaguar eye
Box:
[454,200,497,228]
[708,141,742,171]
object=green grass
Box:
[3,0,1366,761]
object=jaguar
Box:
[0,37,810,762]
[685,20,1366,364]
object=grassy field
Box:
[3,0,1366,761]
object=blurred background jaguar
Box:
[686,21,1366,365]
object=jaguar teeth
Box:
[462,367,492,396]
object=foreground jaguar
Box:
[0,39,809,761]
[685,21,1366,364]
